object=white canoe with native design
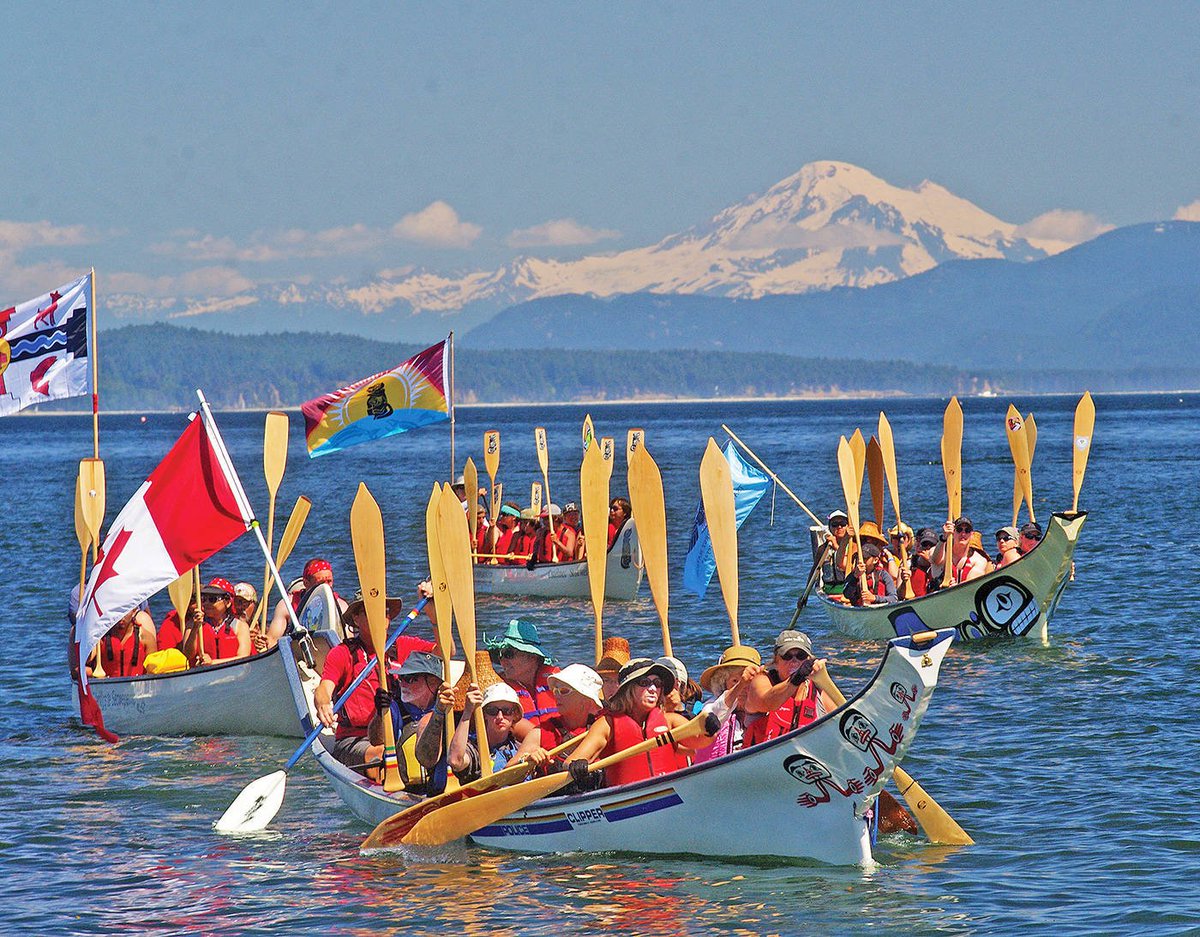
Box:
[814,512,1086,642]
[280,629,954,865]
[473,518,643,600]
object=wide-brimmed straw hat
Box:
[615,658,676,697]
[857,521,889,547]
[453,650,505,711]
[340,589,404,626]
[699,644,762,691]
[595,636,631,675]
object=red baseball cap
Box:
[201,577,235,599]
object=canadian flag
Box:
[76,411,251,685]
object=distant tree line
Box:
[33,323,1200,412]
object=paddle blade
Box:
[535,426,549,478]
[600,437,615,482]
[1072,392,1095,513]
[215,770,287,833]
[877,412,903,523]
[866,435,885,529]
[580,439,610,656]
[1004,405,1035,524]
[836,436,861,532]
[699,437,739,645]
[437,483,477,664]
[626,428,644,466]
[79,457,106,546]
[425,485,456,664]
[848,429,866,496]
[167,570,194,623]
[628,443,671,656]
[404,772,570,846]
[464,457,479,540]
[274,495,313,572]
[73,469,91,553]
[530,482,543,518]
[483,430,500,484]
[893,765,974,845]
[941,397,963,520]
[582,414,595,454]
[263,411,289,495]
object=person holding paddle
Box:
[448,683,542,783]
[563,659,720,789]
[487,619,560,728]
[92,607,158,677]
[939,517,988,584]
[742,630,837,745]
[366,650,450,794]
[267,557,346,644]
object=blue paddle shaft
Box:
[283,597,428,771]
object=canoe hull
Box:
[291,630,954,865]
[473,519,642,600]
[816,511,1086,642]
[87,636,325,738]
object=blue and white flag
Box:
[683,441,769,598]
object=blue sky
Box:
[2,2,1197,304]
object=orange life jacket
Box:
[743,681,821,747]
[600,707,678,786]
[100,626,148,677]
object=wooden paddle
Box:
[361,733,587,850]
[436,482,491,776]
[580,438,610,663]
[1004,404,1035,526]
[535,427,557,560]
[849,428,866,502]
[167,570,194,666]
[73,468,91,620]
[699,437,740,646]
[582,413,595,454]
[1023,413,1038,521]
[866,434,885,531]
[628,442,672,657]
[817,675,974,846]
[940,396,963,588]
[402,713,711,846]
[252,495,312,633]
[425,484,457,753]
[79,458,107,676]
[257,411,289,639]
[530,482,543,520]
[1072,391,1095,514]
[600,437,615,476]
[349,482,404,792]
[836,436,869,598]
[186,565,203,664]
[877,413,914,600]
[626,428,644,466]
[484,430,500,519]
[464,456,480,543]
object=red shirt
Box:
[321,643,378,739]
[158,611,185,651]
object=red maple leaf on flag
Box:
[89,527,133,618]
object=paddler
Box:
[487,619,560,728]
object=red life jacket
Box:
[600,707,678,786]
[209,615,243,659]
[493,527,516,561]
[510,665,560,727]
[157,612,184,652]
[100,626,148,677]
[743,681,821,748]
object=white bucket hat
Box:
[548,664,603,706]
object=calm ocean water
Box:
[3,393,1198,935]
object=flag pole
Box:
[448,331,456,483]
[90,268,99,459]
[195,390,306,637]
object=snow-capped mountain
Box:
[103,160,1070,339]
[324,160,1059,316]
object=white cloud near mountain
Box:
[392,201,482,248]
[506,219,620,248]
[1014,210,1114,248]
[1174,199,1200,221]
[725,218,906,251]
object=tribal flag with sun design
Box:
[301,338,450,457]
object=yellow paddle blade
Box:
[168,570,194,622]
[877,412,903,524]
[1004,405,1035,524]
[274,495,313,572]
[941,397,963,520]
[581,439,609,660]
[73,469,91,553]
[425,485,455,666]
[464,457,479,541]
[263,411,289,497]
[582,414,595,454]
[893,766,975,846]
[79,457,106,547]
[699,438,739,646]
[437,483,476,664]
[866,435,885,530]
[836,436,861,533]
[484,430,500,485]
[849,428,866,498]
[628,443,671,657]
[535,426,549,478]
[530,482,543,518]
[626,428,644,466]
[349,482,402,791]
[600,438,615,481]
[1072,392,1095,513]
[405,772,571,846]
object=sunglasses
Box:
[396,673,427,684]
[780,649,810,661]
[954,524,973,534]
[996,534,1014,542]
[482,705,518,719]
[550,684,574,696]
[200,595,226,604]
[498,648,521,660]
[634,676,662,689]
[831,521,848,528]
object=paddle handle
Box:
[284,598,427,772]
